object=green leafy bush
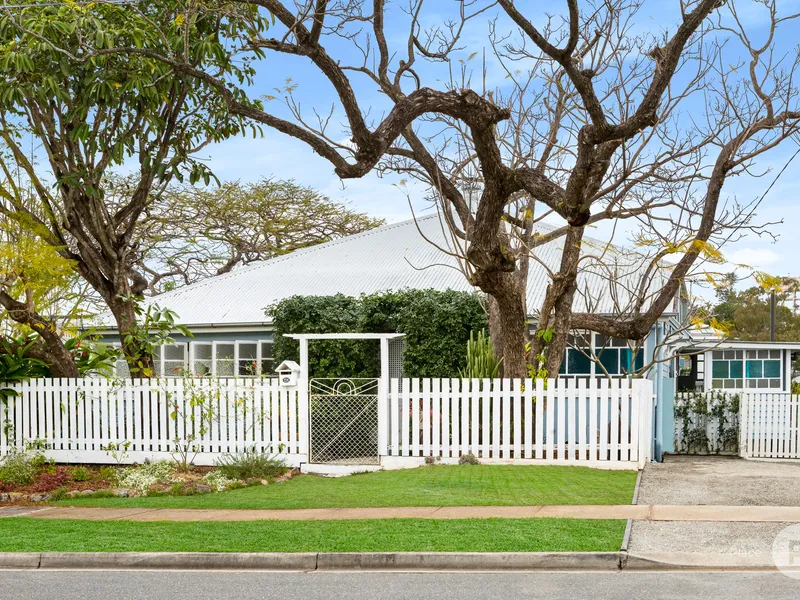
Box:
[99,466,118,485]
[0,448,45,485]
[71,466,90,482]
[268,289,488,377]
[214,448,288,480]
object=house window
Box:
[559,333,592,376]
[678,355,693,377]
[711,349,781,389]
[260,341,274,375]
[745,349,782,389]
[184,340,275,378]
[558,333,644,377]
[162,344,188,376]
[190,343,213,376]
[593,335,644,375]
[214,343,235,377]
[237,342,259,376]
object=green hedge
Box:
[267,290,488,378]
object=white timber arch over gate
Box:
[284,333,406,474]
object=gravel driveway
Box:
[629,455,800,555]
[637,455,800,507]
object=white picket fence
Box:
[0,377,654,469]
[386,378,653,468]
[740,392,800,459]
[0,378,307,466]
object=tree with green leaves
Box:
[0,216,80,376]
[0,1,259,373]
[714,281,800,342]
[130,177,384,294]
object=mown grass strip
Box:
[52,465,637,510]
[0,517,626,553]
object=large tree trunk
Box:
[0,291,80,378]
[530,226,585,376]
[483,274,528,378]
[107,294,155,376]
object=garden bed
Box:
[0,447,295,505]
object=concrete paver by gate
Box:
[16,504,800,523]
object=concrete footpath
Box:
[6,504,800,522]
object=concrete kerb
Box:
[620,467,644,553]
[0,552,621,572]
[0,551,786,572]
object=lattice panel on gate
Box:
[388,338,405,390]
[309,378,380,465]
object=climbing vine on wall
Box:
[674,390,740,454]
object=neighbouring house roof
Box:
[90,213,677,330]
[687,326,800,350]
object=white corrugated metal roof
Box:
[93,213,675,328]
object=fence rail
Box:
[0,378,307,466]
[387,378,653,467]
[1,377,654,469]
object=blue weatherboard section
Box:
[658,376,676,457]
[649,321,676,461]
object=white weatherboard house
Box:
[91,214,800,460]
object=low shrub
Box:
[30,467,71,492]
[203,470,238,492]
[98,466,117,485]
[458,452,479,465]
[0,448,45,486]
[71,466,90,482]
[214,448,288,481]
[117,461,177,494]
[49,487,69,501]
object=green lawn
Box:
[0,517,626,553]
[52,465,636,509]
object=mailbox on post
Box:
[275,360,301,387]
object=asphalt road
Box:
[2,570,800,600]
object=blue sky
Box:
[192,1,800,291]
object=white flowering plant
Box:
[117,460,177,493]
[203,470,237,492]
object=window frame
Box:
[710,348,783,390]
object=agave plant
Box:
[459,330,502,379]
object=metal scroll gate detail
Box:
[309,378,380,465]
